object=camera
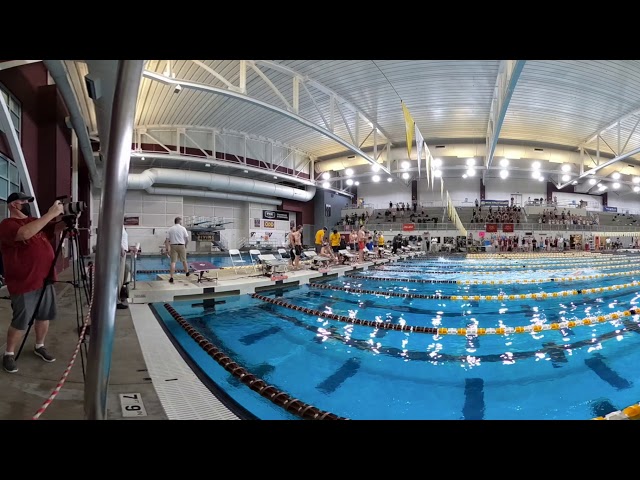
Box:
[56,195,87,216]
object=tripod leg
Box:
[15,228,69,361]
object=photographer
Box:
[0,193,64,373]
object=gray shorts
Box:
[10,284,57,330]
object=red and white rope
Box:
[32,266,95,420]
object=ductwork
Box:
[314,143,604,173]
[146,187,282,206]
[128,168,316,202]
[43,60,102,188]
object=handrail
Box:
[336,221,640,234]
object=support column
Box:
[85,60,144,420]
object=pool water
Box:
[152,254,640,420]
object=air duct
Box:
[146,187,282,206]
[128,168,316,202]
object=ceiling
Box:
[63,60,640,196]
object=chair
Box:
[277,248,291,261]
[338,249,356,265]
[257,254,288,276]
[302,250,331,270]
[228,249,246,274]
[249,249,262,271]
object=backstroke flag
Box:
[401,101,414,160]
[415,124,424,178]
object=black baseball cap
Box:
[7,192,34,203]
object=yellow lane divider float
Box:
[400,258,639,269]
[310,279,640,301]
[345,268,640,285]
[251,293,639,336]
[593,402,640,420]
[375,261,640,276]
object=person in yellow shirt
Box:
[377,232,385,258]
[329,229,341,263]
[315,227,327,253]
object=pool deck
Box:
[0,250,424,420]
[130,251,424,303]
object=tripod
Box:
[15,215,92,379]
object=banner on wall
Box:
[502,223,514,232]
[486,224,498,232]
[263,210,289,221]
[603,206,618,212]
[481,199,510,207]
[124,216,139,225]
[402,223,415,231]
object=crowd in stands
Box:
[470,204,522,224]
[538,208,599,225]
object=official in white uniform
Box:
[117,226,129,309]
[164,217,190,283]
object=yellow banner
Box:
[401,101,414,160]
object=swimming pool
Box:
[150,253,640,420]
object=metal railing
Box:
[336,221,640,233]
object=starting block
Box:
[189,261,219,283]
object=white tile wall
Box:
[90,187,294,253]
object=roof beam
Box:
[582,106,640,147]
[142,70,391,175]
[483,60,526,185]
[556,144,640,189]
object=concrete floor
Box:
[0,268,167,420]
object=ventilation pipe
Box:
[146,187,282,206]
[128,168,316,202]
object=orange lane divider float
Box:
[161,303,348,420]
[32,265,95,420]
[593,402,640,420]
[345,268,640,285]
[250,293,639,336]
[308,280,640,302]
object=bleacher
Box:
[342,206,445,231]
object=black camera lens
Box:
[63,201,87,216]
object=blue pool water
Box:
[152,254,640,420]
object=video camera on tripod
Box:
[56,195,87,218]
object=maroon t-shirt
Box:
[0,217,56,295]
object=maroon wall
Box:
[281,198,315,225]
[0,62,74,272]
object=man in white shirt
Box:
[117,226,129,309]
[164,217,190,283]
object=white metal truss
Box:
[483,60,526,184]
[133,124,317,187]
[142,60,392,175]
[556,109,640,189]
[0,92,39,216]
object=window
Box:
[0,153,20,219]
[0,83,21,140]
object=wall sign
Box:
[263,210,289,221]
[264,220,275,228]
[124,216,139,225]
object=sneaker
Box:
[34,346,56,363]
[186,271,191,277]
[169,277,174,283]
[3,354,17,373]
[117,303,129,309]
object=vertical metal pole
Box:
[85,60,144,420]
[71,130,79,262]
